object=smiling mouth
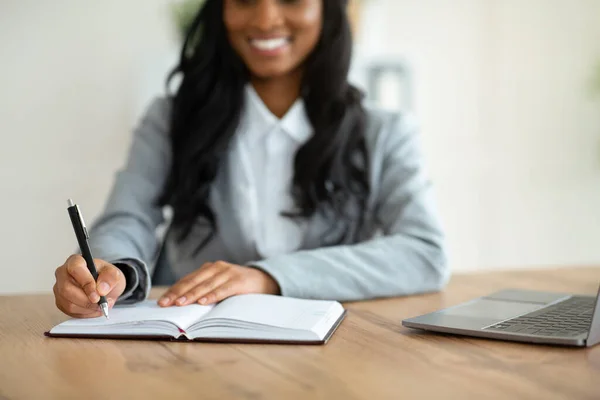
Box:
[249,37,291,52]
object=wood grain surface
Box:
[1,267,599,400]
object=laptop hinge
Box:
[585,284,600,347]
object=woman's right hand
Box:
[53,255,126,318]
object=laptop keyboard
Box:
[484,296,595,337]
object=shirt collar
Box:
[244,84,312,144]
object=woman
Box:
[53,0,448,318]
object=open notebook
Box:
[46,294,346,344]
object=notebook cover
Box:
[43,310,347,345]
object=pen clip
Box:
[76,205,89,239]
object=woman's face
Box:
[224,0,323,80]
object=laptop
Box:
[402,284,600,347]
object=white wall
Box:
[478,0,600,269]
[0,0,599,294]
[356,0,600,271]
[0,0,177,294]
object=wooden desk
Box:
[1,267,599,400]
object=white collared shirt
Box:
[216,84,312,258]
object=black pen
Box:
[66,199,109,318]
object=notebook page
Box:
[200,294,342,332]
[52,300,214,332]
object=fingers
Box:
[65,255,99,303]
[177,271,231,306]
[159,263,221,307]
[201,283,237,305]
[54,285,108,318]
[158,261,264,308]
[193,266,277,304]
[53,285,106,318]
[96,262,123,297]
[54,269,97,309]
[54,255,126,318]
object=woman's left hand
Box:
[158,261,280,307]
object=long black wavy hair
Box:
[160,0,370,250]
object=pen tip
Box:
[100,302,109,319]
[67,199,75,207]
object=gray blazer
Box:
[87,97,450,304]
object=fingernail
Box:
[176,296,187,305]
[159,297,169,306]
[199,297,207,305]
[90,292,100,303]
[98,282,110,295]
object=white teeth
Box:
[250,38,289,51]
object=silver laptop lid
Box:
[586,284,600,347]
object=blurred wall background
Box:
[0,0,599,294]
